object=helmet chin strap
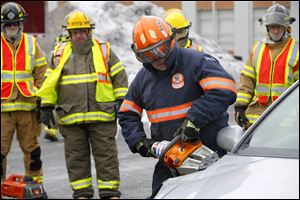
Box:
[269,30,288,43]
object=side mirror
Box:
[217,125,244,152]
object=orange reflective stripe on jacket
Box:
[254,38,299,104]
[199,77,237,93]
[119,99,143,116]
[146,102,193,123]
[1,33,37,99]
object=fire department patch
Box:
[171,73,184,89]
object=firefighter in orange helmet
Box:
[162,8,203,51]
[234,3,299,130]
[1,2,48,184]
[118,15,236,198]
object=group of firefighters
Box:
[1,2,298,199]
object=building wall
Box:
[119,1,298,62]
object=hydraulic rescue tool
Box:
[1,174,48,199]
[151,135,219,175]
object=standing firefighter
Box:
[162,8,203,51]
[234,3,299,130]
[1,2,47,184]
[118,16,237,198]
[37,10,128,199]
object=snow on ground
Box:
[69,1,243,83]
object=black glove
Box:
[35,99,42,123]
[41,106,55,129]
[175,119,200,142]
[234,106,249,128]
[135,138,156,157]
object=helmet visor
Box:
[132,38,173,63]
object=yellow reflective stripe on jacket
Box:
[60,73,97,85]
[246,114,260,124]
[236,92,252,104]
[35,57,47,67]
[59,111,115,125]
[24,33,36,71]
[1,102,36,112]
[110,61,125,77]
[241,64,255,79]
[114,87,128,98]
[97,179,120,189]
[71,178,92,190]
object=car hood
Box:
[155,155,299,199]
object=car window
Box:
[237,86,299,158]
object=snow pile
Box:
[69,1,243,83]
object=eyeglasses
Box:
[4,21,20,27]
[131,37,174,64]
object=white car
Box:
[155,81,299,199]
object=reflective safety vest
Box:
[37,39,117,105]
[1,33,38,99]
[253,38,299,104]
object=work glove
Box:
[135,138,156,157]
[41,106,56,129]
[175,119,200,142]
[234,106,250,128]
[35,98,42,123]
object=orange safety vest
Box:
[1,33,37,99]
[253,38,299,105]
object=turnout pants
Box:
[59,122,121,199]
[1,111,43,183]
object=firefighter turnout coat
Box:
[235,36,299,124]
[118,47,237,153]
[37,39,128,124]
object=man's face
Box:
[70,29,89,43]
[150,57,169,71]
[267,24,286,42]
[4,22,21,40]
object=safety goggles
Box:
[131,37,174,64]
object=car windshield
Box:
[237,85,299,158]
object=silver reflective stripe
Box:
[110,62,124,76]
[121,104,142,116]
[1,102,36,111]
[61,74,96,83]
[15,73,32,80]
[201,80,236,90]
[100,43,108,60]
[253,42,264,67]
[114,88,128,97]
[1,73,13,80]
[97,73,110,82]
[35,57,47,66]
[256,85,269,93]
[147,106,191,120]
[27,34,35,70]
[272,86,288,94]
[288,40,299,67]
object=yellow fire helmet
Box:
[62,10,95,30]
[162,9,191,29]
